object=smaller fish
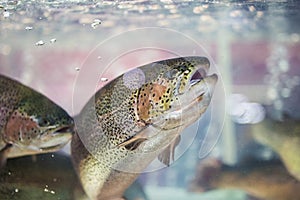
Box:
[189,158,300,200]
[0,74,73,166]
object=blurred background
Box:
[0,1,300,200]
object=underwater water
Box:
[1,0,300,200]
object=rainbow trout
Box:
[0,74,73,166]
[72,56,218,200]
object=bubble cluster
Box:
[265,44,299,117]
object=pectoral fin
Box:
[117,124,157,151]
[158,135,181,166]
[117,136,148,151]
[0,144,12,168]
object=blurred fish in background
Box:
[252,116,300,181]
[189,158,300,200]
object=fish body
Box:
[0,74,73,165]
[72,56,217,200]
[251,118,300,181]
[190,158,300,200]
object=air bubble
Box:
[274,100,283,110]
[249,5,256,12]
[50,38,56,43]
[25,26,33,31]
[75,67,80,71]
[91,19,102,29]
[279,60,289,72]
[3,10,10,18]
[267,88,278,100]
[100,77,108,82]
[281,88,290,98]
[35,40,45,46]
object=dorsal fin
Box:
[158,135,181,166]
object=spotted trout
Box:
[0,74,73,166]
[71,56,218,200]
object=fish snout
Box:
[201,74,218,98]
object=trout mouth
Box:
[189,68,207,86]
[35,125,73,151]
[53,125,74,135]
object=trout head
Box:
[132,56,217,129]
[4,93,73,157]
[117,56,217,167]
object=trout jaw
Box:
[35,124,73,151]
